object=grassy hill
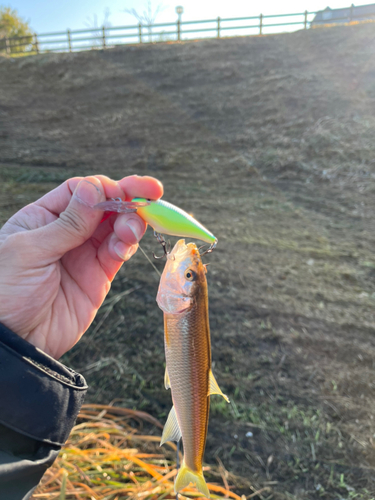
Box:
[1,22,375,499]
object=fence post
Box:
[5,37,10,54]
[102,26,106,48]
[34,33,39,54]
[259,13,263,35]
[349,3,353,22]
[304,10,308,29]
[67,29,72,52]
[177,19,181,41]
[217,16,221,38]
[138,23,142,43]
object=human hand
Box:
[0,175,163,359]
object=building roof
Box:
[312,3,375,24]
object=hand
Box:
[0,175,163,359]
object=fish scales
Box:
[164,284,211,472]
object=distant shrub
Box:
[0,6,33,54]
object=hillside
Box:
[1,23,375,499]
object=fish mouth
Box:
[168,239,188,260]
[168,239,201,262]
[156,291,192,314]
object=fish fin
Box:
[160,406,182,446]
[208,370,230,403]
[175,460,210,498]
[164,367,171,390]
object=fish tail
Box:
[174,461,210,498]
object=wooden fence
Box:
[2,11,319,54]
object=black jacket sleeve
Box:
[0,323,88,500]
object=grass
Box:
[31,404,246,500]
[4,22,375,499]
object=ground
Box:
[1,23,375,499]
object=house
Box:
[312,2,375,26]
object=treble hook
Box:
[153,231,169,259]
[200,239,218,256]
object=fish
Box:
[156,239,229,497]
[94,197,217,245]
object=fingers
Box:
[35,176,125,216]
[27,177,107,262]
[86,174,163,267]
[90,210,146,249]
[97,237,139,280]
[34,174,163,215]
[114,213,145,244]
[23,174,163,265]
[93,175,126,200]
[34,177,83,216]
[118,175,164,201]
[59,211,144,304]
[96,213,146,279]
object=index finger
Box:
[118,175,164,201]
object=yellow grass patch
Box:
[31,404,241,500]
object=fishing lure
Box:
[94,198,218,254]
[157,239,229,497]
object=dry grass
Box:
[31,404,245,500]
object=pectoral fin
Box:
[160,406,182,446]
[209,370,230,403]
[164,367,171,390]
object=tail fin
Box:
[175,461,210,498]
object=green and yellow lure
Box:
[94,197,217,248]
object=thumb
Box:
[29,178,105,260]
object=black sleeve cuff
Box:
[0,323,88,446]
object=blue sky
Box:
[5,0,355,34]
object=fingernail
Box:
[126,218,143,242]
[114,242,136,261]
[74,180,102,207]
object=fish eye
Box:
[185,269,196,282]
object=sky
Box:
[5,0,358,34]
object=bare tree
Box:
[85,8,111,47]
[125,1,166,42]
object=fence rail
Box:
[0,9,342,55]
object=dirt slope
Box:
[1,23,375,499]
